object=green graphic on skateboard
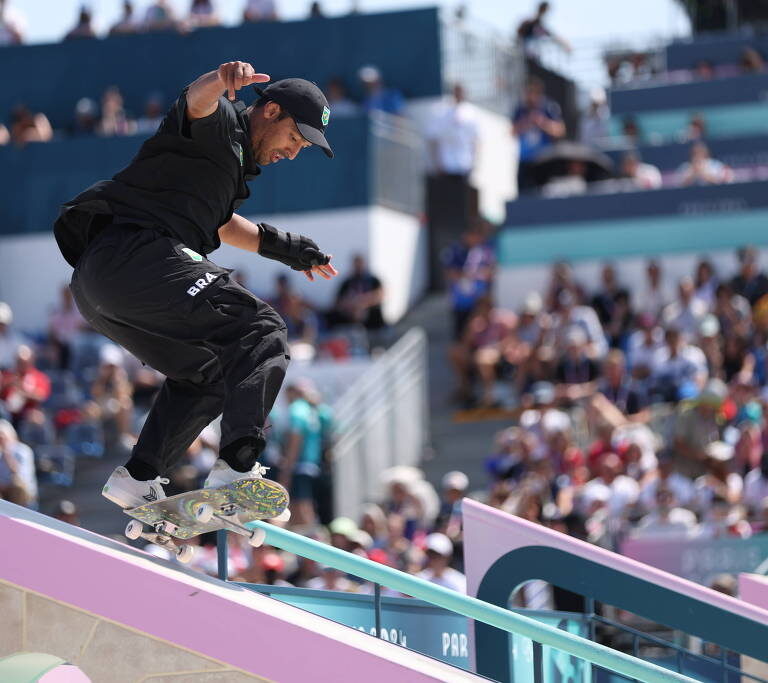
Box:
[123,478,289,563]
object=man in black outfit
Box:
[54,61,338,509]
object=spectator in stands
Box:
[135,93,165,135]
[279,381,324,526]
[620,117,642,147]
[416,532,466,592]
[693,258,718,308]
[143,0,179,32]
[515,1,571,60]
[9,104,52,146]
[426,84,478,181]
[48,285,86,370]
[662,276,708,340]
[694,60,715,80]
[693,441,743,512]
[90,344,134,446]
[554,327,599,399]
[740,47,765,74]
[0,302,24,370]
[579,87,609,147]
[638,449,695,512]
[329,254,387,347]
[0,0,24,45]
[636,259,669,319]
[591,263,628,327]
[672,379,727,476]
[69,98,98,137]
[189,0,220,27]
[442,225,496,343]
[594,349,647,417]
[243,0,278,22]
[0,345,51,428]
[744,452,768,517]
[358,65,404,116]
[98,86,136,137]
[64,6,96,41]
[541,160,589,198]
[579,452,639,518]
[110,1,139,35]
[620,152,662,190]
[678,142,733,186]
[651,326,708,402]
[545,261,585,312]
[512,77,565,193]
[324,77,358,118]
[450,295,515,408]
[0,419,36,506]
[53,499,79,525]
[548,290,608,360]
[680,113,707,143]
[633,487,697,536]
[730,246,768,306]
[308,1,324,18]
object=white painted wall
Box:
[407,97,516,223]
[0,205,425,333]
[495,247,766,312]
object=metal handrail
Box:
[247,521,697,683]
[589,613,768,683]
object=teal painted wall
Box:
[497,209,768,266]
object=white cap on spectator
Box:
[698,378,728,406]
[700,314,720,338]
[565,326,588,347]
[0,302,12,325]
[705,441,734,462]
[358,65,381,83]
[442,470,469,491]
[349,529,374,550]
[523,292,543,315]
[381,465,423,488]
[99,344,124,367]
[425,532,453,557]
[531,381,556,405]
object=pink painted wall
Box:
[0,501,478,683]
[462,498,768,624]
[739,574,768,611]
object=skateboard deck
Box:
[125,478,289,540]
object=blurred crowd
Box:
[0,65,403,148]
[0,250,388,509]
[442,238,768,597]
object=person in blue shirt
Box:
[358,65,404,116]
[512,77,565,193]
[279,381,324,526]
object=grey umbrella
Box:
[532,141,615,183]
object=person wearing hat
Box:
[53,61,338,509]
[416,533,466,593]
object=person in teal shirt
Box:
[279,382,324,525]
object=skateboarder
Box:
[53,62,338,509]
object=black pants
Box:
[70,223,289,477]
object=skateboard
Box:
[123,478,290,563]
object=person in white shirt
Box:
[0,302,25,371]
[638,452,694,511]
[627,313,664,378]
[416,533,466,593]
[634,488,697,536]
[678,142,734,186]
[549,290,608,359]
[662,277,708,340]
[636,259,671,319]
[579,452,639,518]
[620,151,662,190]
[426,84,479,178]
[744,455,768,516]
[693,441,743,513]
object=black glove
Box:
[258,222,330,272]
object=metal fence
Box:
[331,327,429,519]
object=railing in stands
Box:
[225,521,698,683]
[330,327,429,519]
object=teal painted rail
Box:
[247,521,697,683]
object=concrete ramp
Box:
[0,500,481,682]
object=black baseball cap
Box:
[254,78,334,158]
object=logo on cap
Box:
[321,106,330,126]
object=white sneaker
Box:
[102,466,170,509]
[203,458,269,489]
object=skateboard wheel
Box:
[248,527,266,547]
[194,503,214,524]
[273,508,291,523]
[125,520,143,540]
[176,545,195,563]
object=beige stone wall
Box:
[0,580,269,683]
